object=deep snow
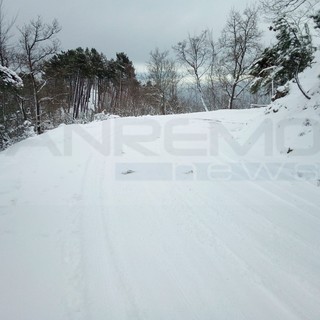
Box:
[0,56,320,319]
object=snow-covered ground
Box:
[1,57,320,319]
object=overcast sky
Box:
[6,0,262,72]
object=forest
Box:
[0,0,319,150]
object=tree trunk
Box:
[195,77,209,112]
[36,100,41,134]
[228,82,237,109]
[31,74,42,134]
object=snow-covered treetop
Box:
[0,65,23,89]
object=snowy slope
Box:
[0,59,320,320]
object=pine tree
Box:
[0,65,23,89]
[107,53,139,115]
[311,10,320,29]
[44,47,109,119]
[249,16,315,99]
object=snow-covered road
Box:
[1,109,320,320]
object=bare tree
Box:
[0,0,16,67]
[260,0,320,42]
[260,0,318,18]
[147,48,180,115]
[173,30,215,112]
[18,16,60,134]
[217,6,262,109]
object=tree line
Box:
[0,0,319,149]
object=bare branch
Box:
[217,5,262,109]
[0,0,17,66]
[173,30,215,111]
[17,16,61,134]
[260,0,319,23]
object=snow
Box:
[276,85,288,93]
[0,56,320,320]
[0,65,23,88]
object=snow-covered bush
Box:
[94,112,120,122]
[0,65,23,89]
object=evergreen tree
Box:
[44,47,108,119]
[107,52,139,115]
[45,49,140,118]
[311,10,320,29]
[0,65,23,89]
[249,16,315,99]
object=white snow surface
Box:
[1,57,320,320]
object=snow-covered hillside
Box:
[0,56,320,320]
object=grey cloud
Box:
[8,0,256,71]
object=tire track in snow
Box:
[150,180,299,319]
[59,155,93,320]
[170,183,315,320]
[72,154,143,319]
[212,149,320,248]
[97,156,143,320]
[157,191,249,320]
[125,185,203,320]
